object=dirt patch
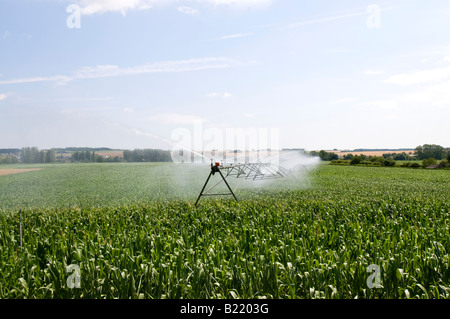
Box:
[0,168,42,176]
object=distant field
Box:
[94,151,124,158]
[332,150,415,157]
[0,162,448,299]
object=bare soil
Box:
[0,168,42,176]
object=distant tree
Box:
[318,150,327,160]
[0,155,19,164]
[350,156,362,165]
[343,153,354,160]
[415,144,444,160]
[123,150,131,162]
[21,147,42,163]
[393,152,407,161]
[39,151,46,163]
[382,159,396,167]
[316,150,338,161]
[31,147,39,163]
[122,149,172,162]
[329,153,338,161]
[45,150,55,163]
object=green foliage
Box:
[123,149,172,162]
[20,147,55,164]
[310,150,338,161]
[336,156,397,167]
[422,158,437,168]
[382,159,396,167]
[415,144,445,160]
[0,154,19,164]
[400,162,421,168]
[342,153,354,160]
[0,163,449,299]
[330,160,351,165]
[350,156,362,165]
[382,152,413,161]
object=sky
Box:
[0,0,449,151]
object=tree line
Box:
[71,150,111,163]
[413,144,447,160]
[326,144,449,169]
[0,147,57,164]
[313,144,448,162]
[21,147,56,164]
[70,149,172,163]
[123,149,172,162]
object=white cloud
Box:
[78,0,272,15]
[51,96,113,102]
[178,6,199,15]
[148,113,206,125]
[123,107,134,112]
[0,75,72,86]
[206,92,232,98]
[79,0,158,15]
[212,32,254,41]
[204,0,272,8]
[401,80,450,107]
[283,11,366,30]
[60,106,114,114]
[0,92,13,101]
[384,66,450,86]
[281,5,396,30]
[0,57,241,86]
[358,79,450,117]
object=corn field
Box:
[0,163,449,298]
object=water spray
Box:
[194,160,290,206]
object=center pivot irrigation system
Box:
[195,161,290,206]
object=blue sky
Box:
[1,0,449,151]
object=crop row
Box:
[0,163,448,298]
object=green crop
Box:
[0,163,448,298]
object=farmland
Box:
[0,162,449,299]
